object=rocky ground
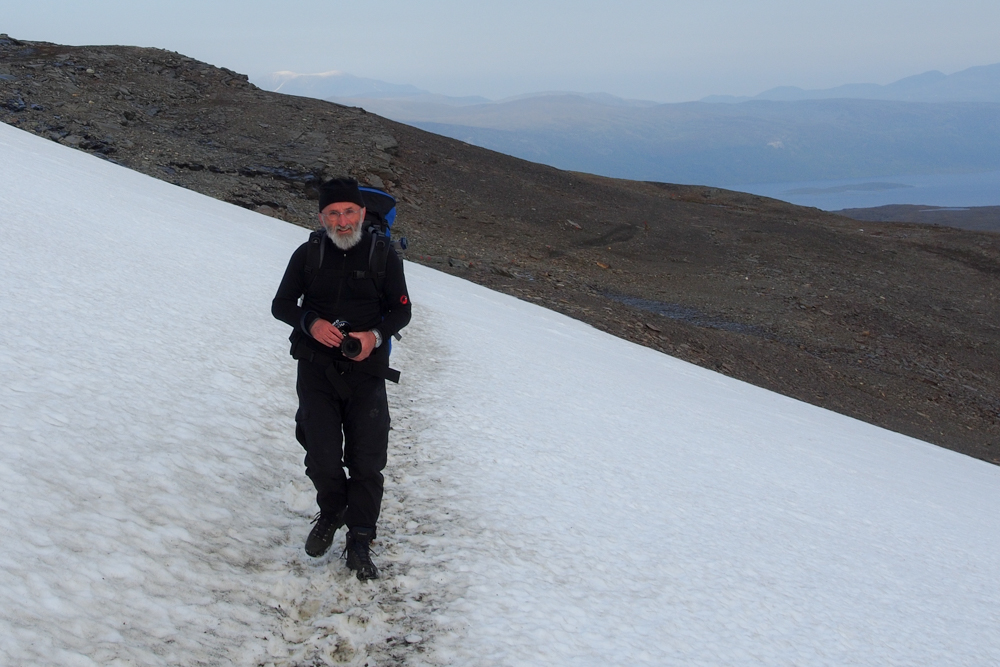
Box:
[840,204,1000,233]
[3,35,998,464]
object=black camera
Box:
[331,319,362,359]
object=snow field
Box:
[3,120,1000,666]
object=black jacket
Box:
[271,232,411,364]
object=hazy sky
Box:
[6,0,1000,102]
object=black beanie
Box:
[318,177,365,211]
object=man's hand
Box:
[309,319,344,348]
[348,331,377,361]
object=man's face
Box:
[319,202,366,250]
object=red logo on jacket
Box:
[400,295,409,305]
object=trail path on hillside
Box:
[0,122,447,666]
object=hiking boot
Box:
[344,528,379,581]
[304,509,345,558]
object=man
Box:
[271,177,411,580]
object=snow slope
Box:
[2,121,1000,666]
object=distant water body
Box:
[730,171,1000,211]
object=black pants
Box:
[294,359,390,535]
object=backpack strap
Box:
[304,227,388,298]
[303,229,326,292]
[366,226,390,301]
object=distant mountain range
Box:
[703,63,1000,104]
[254,70,661,109]
[255,64,1000,186]
[255,70,491,106]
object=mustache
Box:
[327,222,364,250]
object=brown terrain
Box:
[2,36,998,464]
[840,204,1000,233]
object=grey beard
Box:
[327,224,364,250]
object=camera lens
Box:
[340,336,363,359]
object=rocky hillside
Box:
[840,205,1000,233]
[3,35,998,463]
